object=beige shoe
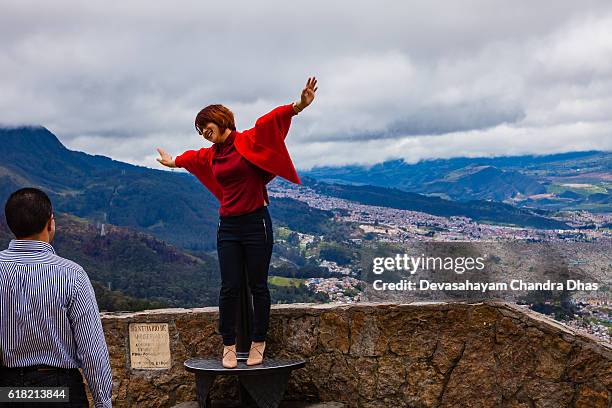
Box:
[246,341,265,366]
[222,344,237,369]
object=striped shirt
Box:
[0,239,112,408]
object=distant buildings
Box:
[269,182,611,244]
[305,277,364,303]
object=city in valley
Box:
[268,180,611,343]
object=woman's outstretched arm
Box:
[292,76,318,113]
[158,147,224,201]
[156,148,177,168]
[252,76,319,142]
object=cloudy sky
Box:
[2,0,612,170]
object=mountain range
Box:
[2,126,578,246]
[302,151,611,211]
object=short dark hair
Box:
[4,188,53,238]
[195,104,236,134]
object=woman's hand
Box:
[294,76,318,112]
[156,148,176,168]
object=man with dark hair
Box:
[0,188,112,407]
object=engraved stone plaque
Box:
[129,323,171,369]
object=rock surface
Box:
[96,301,611,407]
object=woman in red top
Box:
[156,77,317,368]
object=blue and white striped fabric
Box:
[0,239,112,408]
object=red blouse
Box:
[211,131,269,216]
[175,103,302,215]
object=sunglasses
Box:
[195,125,213,138]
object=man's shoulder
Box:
[0,249,85,274]
[48,253,86,274]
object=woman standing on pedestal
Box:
[156,77,317,368]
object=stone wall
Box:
[99,301,611,407]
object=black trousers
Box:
[0,365,88,407]
[217,205,273,346]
